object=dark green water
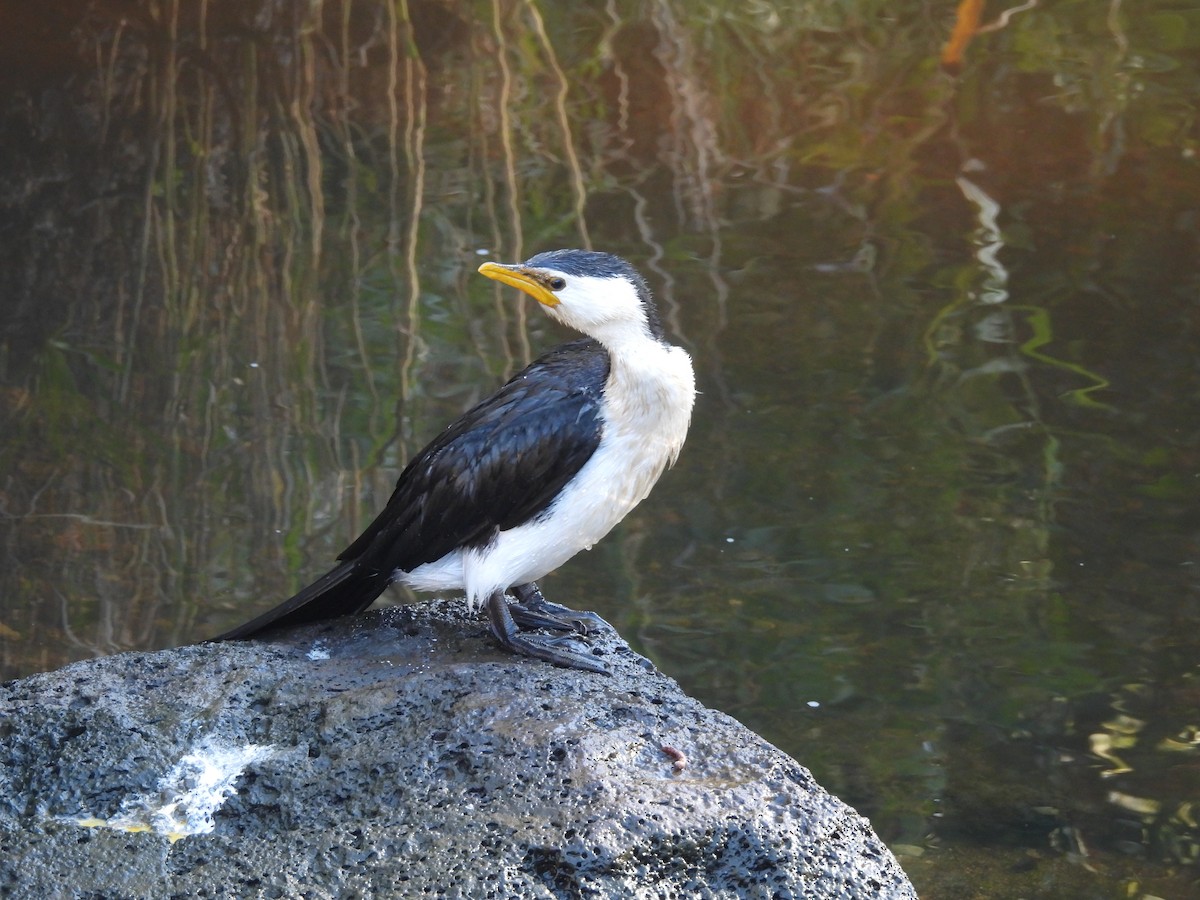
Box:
[2,2,1199,896]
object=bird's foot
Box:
[509,582,608,635]
[488,590,610,675]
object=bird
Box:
[212,249,696,674]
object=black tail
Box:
[212,560,389,641]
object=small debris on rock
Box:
[661,744,687,773]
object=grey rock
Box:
[0,600,916,899]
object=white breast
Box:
[401,341,696,609]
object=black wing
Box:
[340,337,609,574]
[214,338,609,641]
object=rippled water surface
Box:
[2,2,1199,896]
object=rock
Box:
[0,600,916,898]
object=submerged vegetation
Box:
[1,1,1199,896]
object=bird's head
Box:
[478,249,665,345]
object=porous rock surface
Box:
[0,600,916,898]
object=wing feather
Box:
[341,338,609,574]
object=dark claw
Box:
[509,582,608,635]
[488,591,610,675]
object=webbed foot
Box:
[487,590,610,675]
[508,582,608,635]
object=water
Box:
[2,2,1199,896]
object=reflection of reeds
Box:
[651,0,723,233]
[487,0,530,364]
[5,0,735,674]
[522,0,592,251]
[388,0,427,478]
[2,1,320,674]
[4,0,1126,680]
[0,1,776,677]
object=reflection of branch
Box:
[955,172,1009,306]
[942,0,1037,69]
[1093,0,1130,179]
[0,513,160,530]
[296,26,325,264]
[399,0,429,406]
[977,0,1039,35]
[523,1,591,250]
[601,0,633,153]
[1105,0,1128,57]
[942,2,981,69]
[650,0,722,232]
[385,0,430,473]
[490,0,530,364]
[1013,306,1114,411]
[337,1,377,417]
[467,15,516,376]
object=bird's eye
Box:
[548,276,566,291]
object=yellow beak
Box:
[477,262,560,307]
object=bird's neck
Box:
[591,322,661,361]
[598,330,695,451]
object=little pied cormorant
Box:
[214,249,696,674]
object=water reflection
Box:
[2,1,1199,896]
